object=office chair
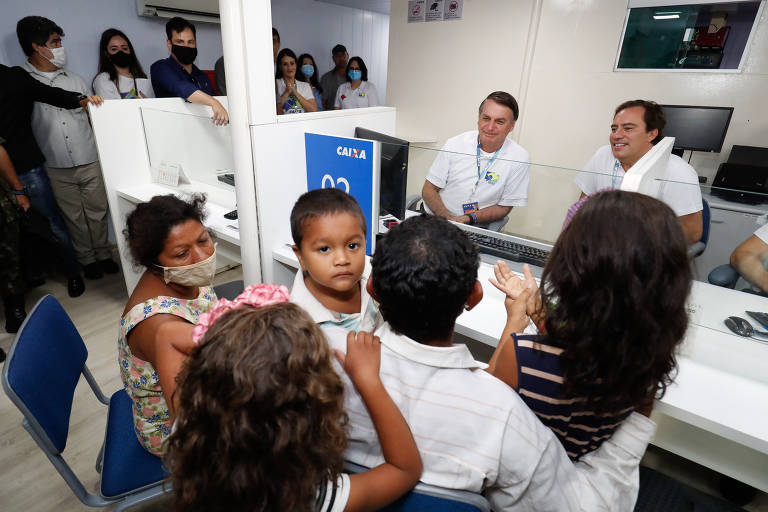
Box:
[707,264,768,296]
[688,199,711,258]
[344,461,491,512]
[1,295,170,511]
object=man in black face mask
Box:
[150,17,229,126]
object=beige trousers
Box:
[46,161,111,265]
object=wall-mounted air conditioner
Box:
[136,0,220,24]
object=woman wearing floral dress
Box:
[118,194,216,455]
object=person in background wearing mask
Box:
[93,28,154,99]
[297,53,323,112]
[320,44,348,111]
[151,17,228,126]
[333,56,379,110]
[18,16,119,283]
[9,17,104,301]
[119,194,218,455]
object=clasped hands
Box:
[489,261,542,332]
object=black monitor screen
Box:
[354,127,409,220]
[660,105,733,153]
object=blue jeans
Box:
[18,165,79,275]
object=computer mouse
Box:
[724,316,755,337]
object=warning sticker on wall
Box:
[444,0,463,20]
[408,0,426,23]
[425,0,444,22]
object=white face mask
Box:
[156,246,217,287]
[44,46,67,68]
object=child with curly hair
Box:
[488,190,692,461]
[165,285,422,512]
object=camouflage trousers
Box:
[0,179,24,298]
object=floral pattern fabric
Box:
[118,287,215,454]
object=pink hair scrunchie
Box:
[192,283,290,343]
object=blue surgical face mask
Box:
[300,64,314,78]
[348,69,362,81]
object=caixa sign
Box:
[305,133,377,255]
[321,174,350,192]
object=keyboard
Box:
[217,173,235,187]
[465,231,550,267]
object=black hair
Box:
[275,48,298,79]
[614,99,666,145]
[479,91,520,122]
[94,28,147,89]
[371,215,479,343]
[290,188,366,248]
[166,17,196,41]
[541,190,691,414]
[272,27,280,42]
[345,56,368,82]
[332,44,347,55]
[16,16,64,57]
[124,194,207,268]
[296,53,322,92]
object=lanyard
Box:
[611,160,623,188]
[477,141,501,179]
[472,140,501,197]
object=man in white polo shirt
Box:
[730,223,768,293]
[422,91,530,231]
[322,215,656,511]
[575,99,703,245]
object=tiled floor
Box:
[1,270,766,511]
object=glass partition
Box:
[369,138,768,342]
[140,107,236,191]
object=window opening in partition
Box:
[616,1,762,71]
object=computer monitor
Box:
[660,105,733,153]
[354,127,409,220]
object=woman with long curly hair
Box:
[487,190,691,461]
[165,294,421,512]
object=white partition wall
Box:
[91,98,240,294]
[220,0,398,285]
[251,108,395,284]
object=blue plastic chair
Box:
[344,461,491,512]
[1,295,170,511]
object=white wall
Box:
[0,0,223,86]
[271,0,390,103]
[387,0,768,242]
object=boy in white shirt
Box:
[289,188,379,331]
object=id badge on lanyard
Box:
[471,140,501,200]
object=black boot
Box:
[0,348,5,363]
[4,294,27,334]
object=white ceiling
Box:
[315,0,391,15]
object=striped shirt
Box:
[321,322,656,511]
[513,334,633,461]
[315,474,350,512]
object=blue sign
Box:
[305,133,377,254]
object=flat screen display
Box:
[354,127,409,220]
[660,105,733,153]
